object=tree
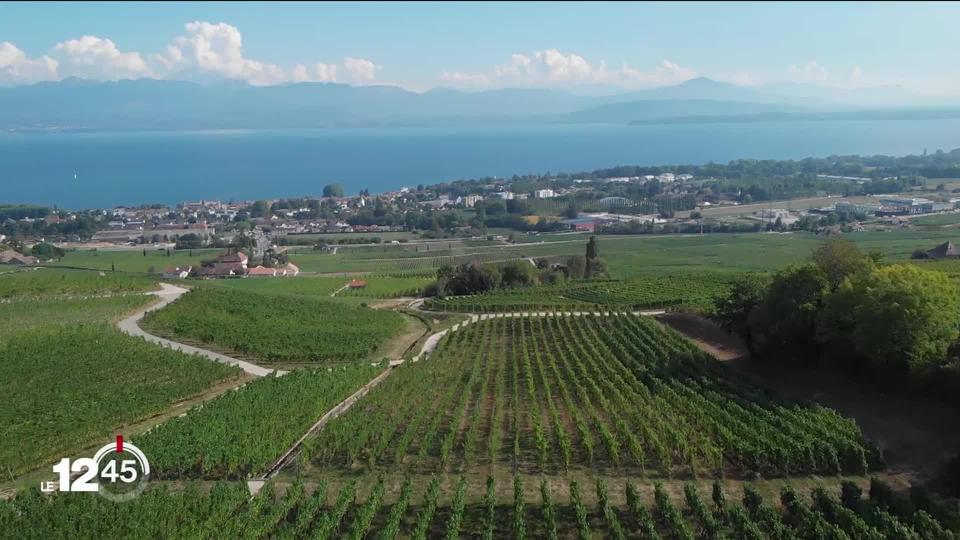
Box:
[819,264,960,376]
[713,273,771,355]
[323,183,345,198]
[586,236,599,260]
[564,202,579,219]
[758,264,830,358]
[811,236,875,290]
[248,200,270,218]
[500,261,537,288]
[30,242,64,260]
[566,255,586,280]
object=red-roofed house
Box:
[247,265,278,277]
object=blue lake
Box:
[2,120,959,208]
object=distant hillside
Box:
[565,99,803,123]
[0,77,953,131]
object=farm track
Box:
[116,283,277,377]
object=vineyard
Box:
[336,276,432,299]
[0,268,156,299]
[305,314,875,477]
[210,276,346,297]
[423,275,735,313]
[0,294,151,341]
[0,325,241,478]
[135,363,383,479]
[4,476,957,539]
[140,288,404,363]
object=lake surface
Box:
[2,120,960,209]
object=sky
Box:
[0,1,958,94]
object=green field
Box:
[136,363,383,479]
[912,213,960,227]
[335,276,432,298]
[0,267,156,299]
[208,275,346,297]
[0,295,152,341]
[141,287,405,364]
[51,248,222,273]
[0,325,241,478]
[288,230,960,278]
[425,275,734,313]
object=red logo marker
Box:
[116,435,124,453]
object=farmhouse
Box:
[247,265,278,277]
[349,279,367,289]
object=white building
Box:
[492,191,515,200]
[534,189,557,198]
[657,173,676,183]
[460,195,484,207]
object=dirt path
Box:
[117,283,276,377]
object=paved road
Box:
[117,283,276,377]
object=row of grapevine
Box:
[306,313,875,476]
[424,274,735,313]
[3,476,956,539]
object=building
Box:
[657,173,676,183]
[162,265,192,279]
[246,265,278,277]
[927,241,960,259]
[835,201,882,215]
[349,279,367,289]
[459,195,483,207]
[878,197,935,216]
[0,250,39,265]
[534,189,556,199]
[283,262,300,277]
[491,191,515,200]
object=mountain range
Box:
[1,76,957,131]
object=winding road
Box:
[117,283,276,377]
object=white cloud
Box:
[454,49,695,89]
[53,35,152,80]
[154,21,287,86]
[343,57,378,83]
[439,70,490,88]
[618,59,696,86]
[291,62,338,83]
[787,60,829,83]
[0,42,58,85]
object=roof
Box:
[247,265,277,276]
[349,279,367,288]
[217,252,248,263]
[285,262,299,273]
[0,250,38,264]
[927,241,960,258]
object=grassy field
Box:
[0,324,241,478]
[0,267,157,298]
[912,212,960,227]
[208,275,346,297]
[0,295,152,341]
[335,276,432,298]
[141,287,405,364]
[281,231,421,242]
[288,230,960,278]
[50,247,222,273]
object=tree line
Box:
[714,237,960,401]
